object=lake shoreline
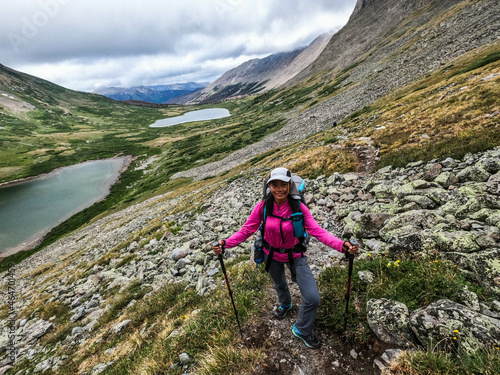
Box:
[0,155,133,189]
[149,107,230,127]
[0,155,134,258]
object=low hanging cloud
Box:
[1,0,357,92]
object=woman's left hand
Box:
[342,241,359,256]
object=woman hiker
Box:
[212,167,359,349]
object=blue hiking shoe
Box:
[292,324,321,349]
[274,303,292,319]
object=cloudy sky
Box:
[1,0,357,92]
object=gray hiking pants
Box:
[264,253,320,336]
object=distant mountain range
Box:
[93,82,208,104]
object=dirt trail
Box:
[243,274,391,375]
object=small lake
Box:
[149,108,231,128]
[0,157,128,256]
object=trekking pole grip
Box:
[347,238,358,260]
[213,242,227,272]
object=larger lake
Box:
[0,157,128,256]
[149,108,231,127]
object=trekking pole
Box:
[213,242,243,339]
[343,238,358,340]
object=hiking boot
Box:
[274,303,292,319]
[292,324,321,349]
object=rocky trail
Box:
[245,275,396,375]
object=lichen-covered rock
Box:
[424,187,450,206]
[485,173,500,195]
[384,229,425,253]
[358,270,375,284]
[456,165,491,183]
[381,210,446,235]
[478,158,500,174]
[434,171,459,189]
[109,319,131,335]
[443,249,500,296]
[399,195,436,209]
[410,299,500,354]
[379,210,447,252]
[458,287,480,312]
[352,213,391,238]
[392,183,416,199]
[367,299,416,347]
[370,182,395,199]
[486,211,500,228]
[365,202,402,215]
[431,231,481,253]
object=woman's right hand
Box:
[212,240,225,255]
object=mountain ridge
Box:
[93,82,207,104]
[178,30,336,104]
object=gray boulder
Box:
[410,299,500,354]
[175,258,192,270]
[367,298,416,347]
[456,165,490,183]
[358,270,375,284]
[370,182,394,199]
[434,171,459,189]
[485,173,500,195]
[399,195,436,209]
[443,249,500,296]
[431,231,482,253]
[171,247,189,261]
[109,319,131,335]
[478,157,500,174]
[352,213,391,238]
[91,361,115,374]
[24,320,54,343]
[423,163,443,182]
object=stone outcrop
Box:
[367,299,415,347]
[411,299,500,353]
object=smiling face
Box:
[269,180,290,204]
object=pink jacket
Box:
[225,200,345,262]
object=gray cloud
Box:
[1,0,357,91]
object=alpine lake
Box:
[0,108,231,255]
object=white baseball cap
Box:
[268,167,292,183]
